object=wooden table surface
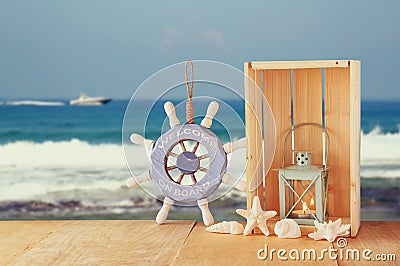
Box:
[0,221,398,265]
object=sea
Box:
[0,99,399,220]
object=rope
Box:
[185,60,194,124]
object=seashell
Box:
[308,218,350,242]
[205,221,244,235]
[274,219,301,238]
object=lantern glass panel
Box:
[278,166,328,225]
[285,179,316,218]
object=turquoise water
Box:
[1,100,399,144]
[0,100,245,144]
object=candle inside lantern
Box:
[304,198,316,214]
[290,199,316,218]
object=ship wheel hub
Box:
[176,151,199,174]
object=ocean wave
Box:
[1,127,397,163]
[0,126,398,183]
[0,138,247,171]
[361,126,400,164]
[359,127,400,178]
[0,138,246,202]
[0,175,127,201]
[0,139,133,168]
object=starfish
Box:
[236,196,277,236]
[308,218,350,242]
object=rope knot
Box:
[185,60,194,124]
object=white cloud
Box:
[159,26,182,49]
[200,27,226,49]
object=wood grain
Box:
[262,69,292,214]
[333,222,399,266]
[173,222,337,265]
[244,62,255,209]
[0,221,69,266]
[349,60,361,237]
[293,68,323,164]
[325,66,351,219]
[0,220,195,266]
[254,69,264,209]
[244,63,263,209]
[0,221,397,264]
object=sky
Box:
[0,1,399,100]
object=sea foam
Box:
[361,126,400,164]
[0,127,400,167]
[0,128,400,200]
[0,138,246,202]
[0,138,246,172]
[0,139,133,168]
[360,127,400,178]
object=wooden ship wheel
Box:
[127,101,246,226]
[126,61,246,226]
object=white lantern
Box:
[278,123,330,225]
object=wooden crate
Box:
[244,60,361,236]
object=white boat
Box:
[70,93,112,106]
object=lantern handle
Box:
[281,122,330,169]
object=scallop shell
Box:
[205,221,244,235]
[274,219,301,238]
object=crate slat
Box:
[254,70,264,208]
[262,69,292,213]
[252,60,348,70]
[350,60,361,236]
[325,67,351,219]
[293,68,323,164]
[244,63,263,209]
